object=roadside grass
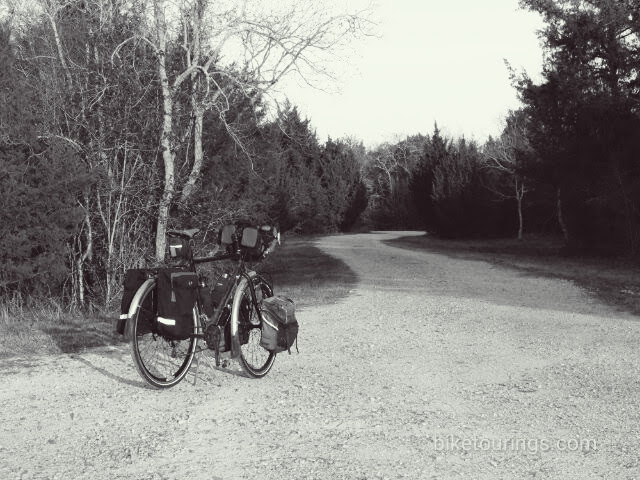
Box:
[0,296,123,359]
[0,236,358,358]
[385,233,640,317]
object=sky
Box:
[280,0,546,148]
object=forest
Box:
[2,0,640,310]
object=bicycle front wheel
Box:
[235,275,276,378]
[128,280,198,388]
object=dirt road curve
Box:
[1,232,639,480]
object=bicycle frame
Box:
[193,232,279,355]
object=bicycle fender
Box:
[124,279,155,341]
[230,271,258,359]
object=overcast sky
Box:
[280,0,546,147]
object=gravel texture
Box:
[1,231,639,479]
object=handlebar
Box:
[192,251,231,264]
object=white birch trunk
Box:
[154,0,175,262]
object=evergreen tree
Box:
[410,124,450,232]
[1,26,91,297]
[265,104,324,232]
[516,0,640,254]
[319,138,368,231]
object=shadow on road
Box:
[261,239,359,308]
[41,321,125,354]
[72,355,153,389]
[385,233,640,318]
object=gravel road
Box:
[1,231,639,480]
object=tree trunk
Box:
[154,0,175,262]
[76,256,85,306]
[155,105,175,261]
[517,196,523,241]
[180,107,204,205]
[178,0,206,207]
[557,187,569,243]
[46,11,73,86]
[72,195,93,308]
[516,178,524,241]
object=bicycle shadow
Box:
[191,351,253,381]
[73,349,254,390]
[72,355,154,389]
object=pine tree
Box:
[0,25,90,299]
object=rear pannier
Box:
[117,268,148,335]
[259,296,299,353]
[156,268,198,340]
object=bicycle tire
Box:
[233,275,276,378]
[128,280,198,388]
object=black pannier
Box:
[259,296,299,353]
[156,268,198,340]
[117,268,148,335]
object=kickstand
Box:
[193,349,221,387]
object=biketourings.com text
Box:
[432,435,596,454]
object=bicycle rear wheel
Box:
[236,276,276,378]
[128,280,198,388]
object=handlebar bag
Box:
[240,226,264,260]
[219,225,236,245]
[156,268,198,340]
[117,268,149,335]
[259,296,299,354]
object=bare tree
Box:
[113,0,374,261]
[482,111,532,240]
[364,137,422,228]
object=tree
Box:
[0,24,91,297]
[113,0,373,260]
[264,103,324,232]
[1,0,374,309]
[430,138,489,238]
[410,125,507,238]
[516,0,640,253]
[364,135,424,229]
[482,109,534,240]
[318,138,368,231]
[410,125,449,231]
[5,1,168,305]
[0,142,94,298]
